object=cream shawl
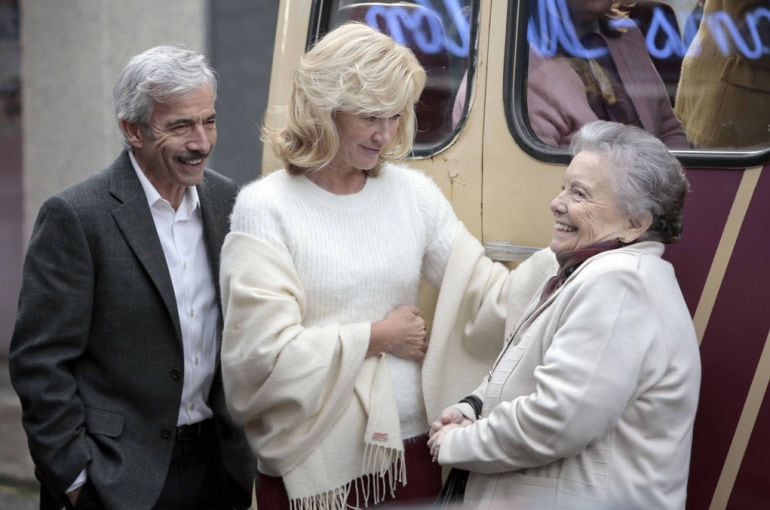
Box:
[221,231,406,509]
[423,228,558,422]
[220,228,557,509]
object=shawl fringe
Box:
[287,444,406,510]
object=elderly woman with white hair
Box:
[428,120,701,509]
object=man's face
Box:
[124,85,217,205]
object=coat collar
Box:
[527,241,665,319]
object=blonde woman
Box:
[220,23,483,509]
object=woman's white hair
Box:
[571,120,689,243]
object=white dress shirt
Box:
[130,150,218,426]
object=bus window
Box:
[511,0,770,165]
[311,1,479,156]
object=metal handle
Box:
[483,241,541,263]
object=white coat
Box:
[436,241,701,510]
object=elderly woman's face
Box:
[549,150,635,255]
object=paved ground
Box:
[0,484,38,510]
[0,356,39,508]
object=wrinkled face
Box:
[125,85,217,204]
[566,0,614,23]
[549,150,636,254]
[329,111,400,172]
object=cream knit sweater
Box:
[230,164,458,436]
[223,163,458,507]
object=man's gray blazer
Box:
[9,151,254,509]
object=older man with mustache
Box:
[9,45,254,510]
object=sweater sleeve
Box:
[229,178,293,258]
[411,170,460,287]
[438,268,657,473]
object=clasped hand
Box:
[369,305,428,360]
[428,407,473,462]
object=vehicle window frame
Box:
[505,0,770,169]
[308,0,482,159]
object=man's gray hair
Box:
[113,45,217,139]
[571,121,689,244]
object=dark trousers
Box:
[39,420,232,510]
[257,434,442,509]
[152,419,231,510]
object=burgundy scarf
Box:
[538,240,626,307]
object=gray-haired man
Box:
[10,45,254,509]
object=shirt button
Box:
[169,368,181,381]
[188,308,195,318]
[182,261,188,270]
[161,428,172,440]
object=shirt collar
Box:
[128,150,200,214]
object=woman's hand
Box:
[428,406,473,462]
[429,407,472,438]
[428,422,466,462]
[369,305,427,360]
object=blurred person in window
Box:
[527,0,690,148]
[218,22,553,510]
[9,46,254,510]
[675,0,770,148]
[428,121,700,509]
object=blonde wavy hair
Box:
[262,22,426,176]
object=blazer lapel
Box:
[197,175,229,281]
[197,174,231,310]
[108,152,183,342]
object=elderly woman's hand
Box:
[369,305,427,360]
[428,422,467,462]
[429,406,472,438]
[428,406,473,462]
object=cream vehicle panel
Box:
[482,0,560,258]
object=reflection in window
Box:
[523,0,770,153]
[675,0,770,149]
[526,0,689,149]
[323,1,475,153]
